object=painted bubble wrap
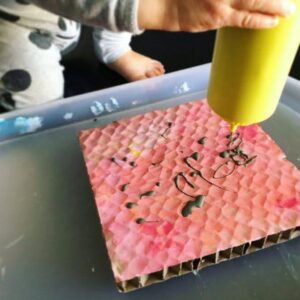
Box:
[79,100,300,292]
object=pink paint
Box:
[239,125,258,140]
[80,100,300,285]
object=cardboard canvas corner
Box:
[117,226,300,293]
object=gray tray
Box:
[0,64,299,300]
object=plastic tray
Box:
[0,64,299,300]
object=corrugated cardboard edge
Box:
[116,226,300,293]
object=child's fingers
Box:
[156,64,165,73]
[155,66,165,75]
[153,60,165,69]
[152,61,165,73]
[153,68,162,76]
[230,10,279,29]
[146,67,164,78]
[146,70,157,78]
[232,0,296,17]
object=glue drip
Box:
[230,122,239,132]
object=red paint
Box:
[278,197,300,209]
[142,224,158,236]
[162,222,174,235]
[149,241,161,256]
[165,239,172,248]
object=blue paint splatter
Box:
[110,97,119,108]
[104,97,120,112]
[131,100,139,105]
[174,82,190,94]
[90,101,104,116]
[63,113,73,120]
[14,116,43,133]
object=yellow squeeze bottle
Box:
[208,1,300,132]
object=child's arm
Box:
[30,0,296,33]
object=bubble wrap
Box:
[79,100,300,292]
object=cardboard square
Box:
[79,100,300,292]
